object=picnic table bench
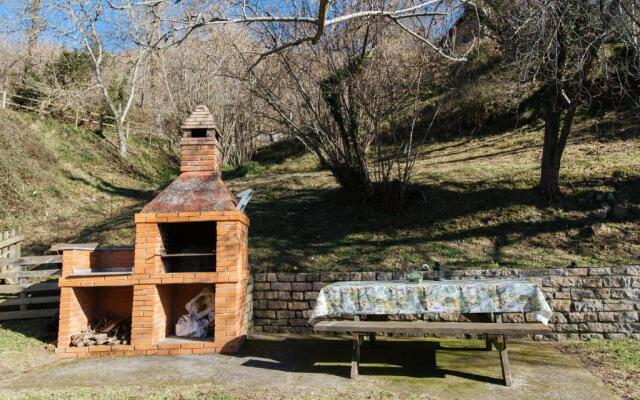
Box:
[309,279,554,386]
[313,319,552,385]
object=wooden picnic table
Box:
[309,280,554,386]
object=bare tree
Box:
[50,0,158,156]
[230,12,454,205]
[151,26,267,165]
[23,0,44,77]
[482,0,624,202]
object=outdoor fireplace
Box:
[159,222,216,273]
[56,105,250,359]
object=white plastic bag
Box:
[175,314,200,337]
[176,287,216,338]
[185,287,215,319]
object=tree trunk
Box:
[539,104,576,203]
[331,162,373,202]
[116,121,127,157]
[24,0,42,77]
[539,108,561,202]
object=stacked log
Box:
[70,316,131,347]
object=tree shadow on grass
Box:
[246,176,640,271]
[0,318,58,345]
[238,337,503,384]
[252,138,307,166]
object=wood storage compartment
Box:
[156,283,215,343]
[159,222,216,273]
[68,286,133,346]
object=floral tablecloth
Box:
[309,280,553,325]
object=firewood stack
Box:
[70,315,131,347]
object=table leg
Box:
[485,335,494,351]
[351,333,361,379]
[494,335,512,386]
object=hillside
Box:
[0,108,177,253]
[227,110,640,272]
[1,107,639,271]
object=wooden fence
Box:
[0,230,61,321]
[1,89,168,142]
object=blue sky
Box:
[0,0,464,52]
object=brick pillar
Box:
[214,281,246,352]
[133,223,162,275]
[131,285,158,350]
[57,288,95,350]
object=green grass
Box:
[2,106,639,272]
[0,108,178,253]
[564,340,640,399]
[224,110,640,272]
[0,320,51,353]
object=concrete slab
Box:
[0,335,617,399]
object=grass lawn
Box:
[226,111,640,272]
[563,340,640,400]
[2,108,639,272]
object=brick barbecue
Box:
[56,105,250,359]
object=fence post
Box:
[2,90,6,109]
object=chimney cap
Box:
[181,105,217,131]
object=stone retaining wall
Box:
[251,266,640,340]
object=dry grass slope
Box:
[0,108,178,253]
[226,111,640,271]
[1,107,639,272]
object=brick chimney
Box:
[180,105,222,174]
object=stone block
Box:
[267,273,277,282]
[594,289,611,299]
[304,291,318,300]
[579,278,603,288]
[549,300,571,312]
[554,292,571,299]
[502,313,525,323]
[254,300,268,310]
[603,300,635,311]
[588,268,612,276]
[550,313,568,324]
[605,333,628,340]
[555,324,579,332]
[567,312,597,323]
[271,282,291,291]
[571,289,595,300]
[603,276,630,288]
[288,302,308,310]
[254,282,270,291]
[292,292,304,300]
[264,291,278,300]
[572,299,603,312]
[276,310,295,319]
[291,283,312,291]
[312,282,327,291]
[597,312,617,322]
[276,273,295,282]
[267,301,288,310]
[277,291,291,300]
[254,310,276,319]
[586,323,613,333]
[254,273,267,282]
